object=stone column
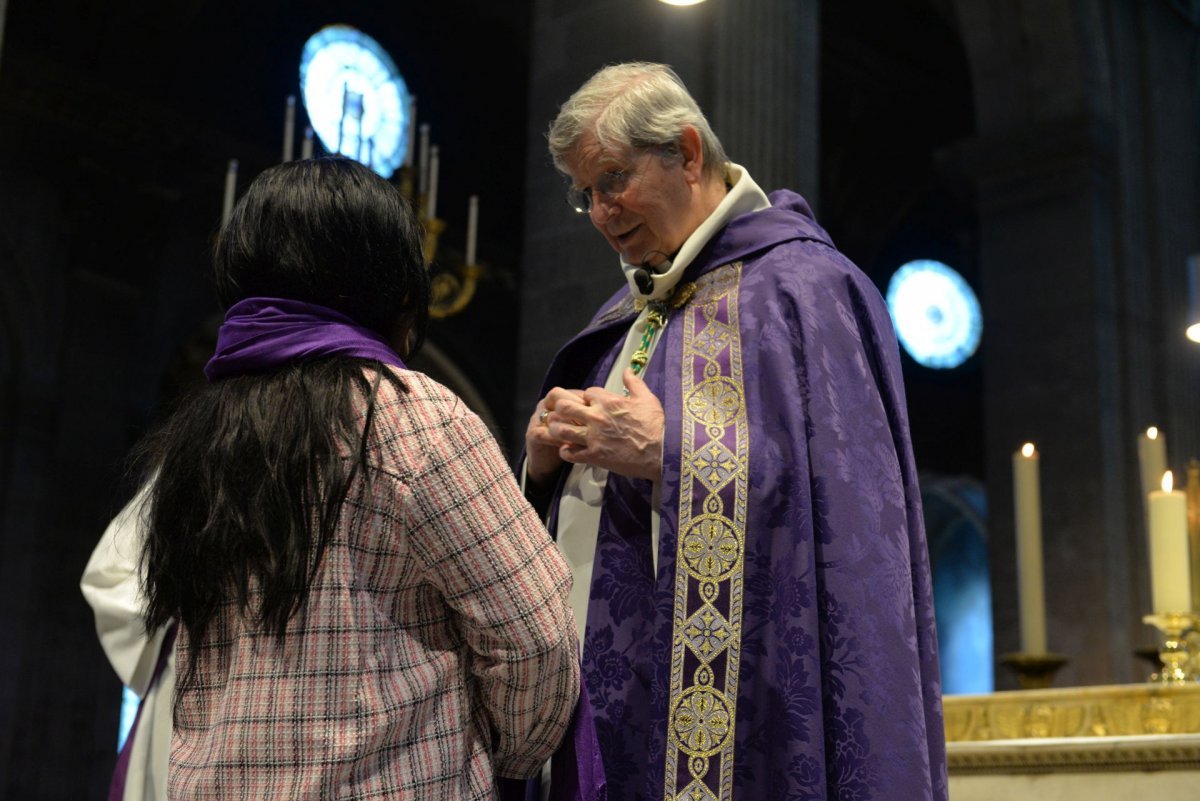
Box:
[712,0,819,201]
[952,0,1200,687]
[0,0,8,75]
[952,115,1139,687]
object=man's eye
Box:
[599,171,625,192]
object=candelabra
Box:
[223,99,486,320]
[396,160,483,320]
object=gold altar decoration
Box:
[945,683,1200,742]
[945,684,1200,774]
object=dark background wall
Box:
[2,0,1199,796]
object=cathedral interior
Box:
[1,0,1198,795]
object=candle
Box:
[301,126,314,160]
[221,159,238,226]
[418,123,431,195]
[404,96,418,168]
[1138,427,1168,534]
[427,146,440,220]
[283,95,296,163]
[1013,442,1047,654]
[1149,470,1192,615]
[465,195,479,265]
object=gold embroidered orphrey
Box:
[664,263,748,801]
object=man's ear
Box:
[678,126,704,183]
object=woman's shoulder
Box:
[368,366,475,427]
[362,366,488,469]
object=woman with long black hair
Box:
[134,157,578,799]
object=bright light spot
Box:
[117,686,139,751]
[1021,443,1036,458]
[659,0,706,4]
[1187,322,1200,342]
[1147,426,1160,440]
[886,260,982,369]
[1163,470,1175,493]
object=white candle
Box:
[221,159,238,225]
[1149,470,1192,615]
[465,195,479,265]
[418,123,431,195]
[301,126,314,160]
[404,96,418,168]
[1138,426,1167,537]
[282,95,296,163]
[1013,442,1047,654]
[427,146,440,220]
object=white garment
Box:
[556,164,771,641]
[80,485,172,801]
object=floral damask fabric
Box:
[538,191,947,801]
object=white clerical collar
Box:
[620,162,771,302]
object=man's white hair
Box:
[548,62,729,179]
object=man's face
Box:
[564,134,699,268]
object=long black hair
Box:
[138,157,430,673]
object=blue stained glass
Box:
[117,686,139,751]
[924,477,994,695]
[886,259,982,369]
[933,519,995,694]
[299,26,410,179]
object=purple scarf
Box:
[204,297,406,381]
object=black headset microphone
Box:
[633,268,655,295]
[633,252,670,295]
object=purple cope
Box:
[534,190,948,801]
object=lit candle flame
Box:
[1021,442,1036,458]
[1162,470,1175,493]
[1147,426,1160,440]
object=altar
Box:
[945,683,1200,799]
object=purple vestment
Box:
[537,191,948,801]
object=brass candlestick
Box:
[999,651,1069,690]
[1186,630,1200,680]
[1142,613,1198,684]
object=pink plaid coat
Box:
[169,369,579,800]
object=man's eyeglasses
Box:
[566,168,635,215]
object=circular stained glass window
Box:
[886,260,982,369]
[299,25,410,179]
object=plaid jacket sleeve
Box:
[402,390,580,778]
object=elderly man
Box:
[524,62,947,801]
